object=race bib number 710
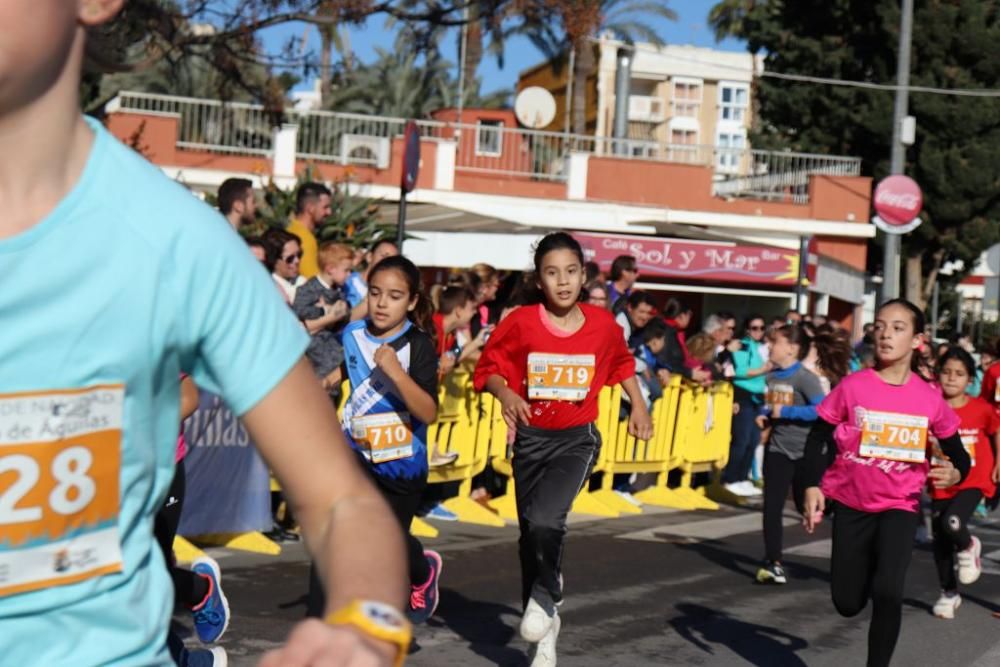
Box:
[0,386,124,597]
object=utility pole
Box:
[881,0,914,302]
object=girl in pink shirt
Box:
[800,300,970,667]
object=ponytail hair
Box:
[367,255,436,344]
[812,325,853,387]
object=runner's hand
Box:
[499,387,531,430]
[373,344,403,378]
[754,415,768,430]
[258,619,395,667]
[628,404,654,441]
[929,459,961,488]
[993,461,1000,484]
[802,487,825,534]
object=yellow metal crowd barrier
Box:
[329,373,733,541]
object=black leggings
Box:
[513,423,601,610]
[153,461,210,608]
[830,504,919,667]
[932,488,982,592]
[762,449,808,563]
[306,462,431,617]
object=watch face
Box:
[362,601,407,630]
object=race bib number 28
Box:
[0,386,124,597]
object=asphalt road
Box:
[175,498,1000,666]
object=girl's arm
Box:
[372,345,437,425]
[485,374,531,429]
[776,393,824,422]
[801,418,836,533]
[621,376,653,440]
[180,375,199,421]
[992,431,1000,484]
[933,431,971,485]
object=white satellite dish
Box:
[515,87,557,129]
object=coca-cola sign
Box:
[872,175,923,235]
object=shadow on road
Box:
[672,539,832,584]
[413,588,525,666]
[668,602,810,667]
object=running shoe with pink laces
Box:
[407,550,442,624]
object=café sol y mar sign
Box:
[573,232,800,286]
[872,175,923,235]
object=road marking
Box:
[785,538,832,559]
[617,513,796,543]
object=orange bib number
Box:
[0,386,124,597]
[858,410,929,463]
[766,384,795,406]
[527,353,595,402]
[351,412,413,464]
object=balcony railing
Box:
[107,92,862,199]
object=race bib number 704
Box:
[0,386,124,597]
[859,410,929,463]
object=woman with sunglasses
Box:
[263,227,307,304]
[724,315,772,497]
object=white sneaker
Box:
[614,490,642,507]
[724,482,751,497]
[933,592,961,619]
[958,535,983,585]
[520,595,555,643]
[529,612,560,666]
[742,481,763,496]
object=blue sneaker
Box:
[191,556,230,643]
[407,550,442,624]
[425,503,458,521]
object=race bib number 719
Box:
[0,386,124,597]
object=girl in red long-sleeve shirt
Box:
[474,232,652,666]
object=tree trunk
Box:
[905,253,925,309]
[572,41,593,136]
[462,4,483,101]
[319,27,333,103]
[921,248,946,304]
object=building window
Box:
[668,127,700,163]
[717,131,746,172]
[719,84,749,124]
[475,120,503,156]
[671,79,702,119]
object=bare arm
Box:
[242,359,405,654]
[621,375,653,440]
[180,376,199,421]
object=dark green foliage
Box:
[710,0,1000,295]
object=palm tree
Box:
[523,0,677,135]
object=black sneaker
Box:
[755,561,787,584]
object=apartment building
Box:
[518,37,762,175]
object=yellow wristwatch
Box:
[325,600,412,667]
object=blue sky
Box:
[259,0,747,95]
